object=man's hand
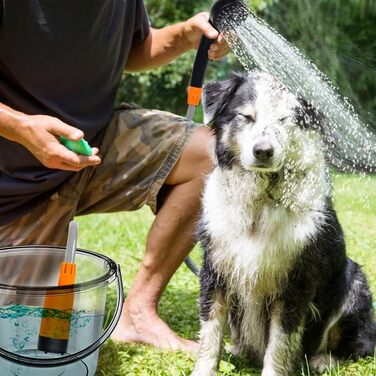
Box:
[15,114,101,172]
[183,12,230,61]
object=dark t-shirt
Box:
[0,0,150,225]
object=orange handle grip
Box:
[187,86,203,107]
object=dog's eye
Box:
[237,114,255,122]
[280,116,290,123]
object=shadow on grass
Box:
[158,285,201,340]
[96,271,376,375]
[96,287,200,375]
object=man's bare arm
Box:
[0,103,101,171]
[126,13,229,72]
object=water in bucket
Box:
[0,246,123,376]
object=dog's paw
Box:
[191,368,217,376]
[260,366,278,376]
[309,354,339,374]
[191,360,218,376]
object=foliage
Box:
[75,175,376,375]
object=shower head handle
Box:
[187,0,248,107]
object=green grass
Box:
[76,174,376,376]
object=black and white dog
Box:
[192,72,376,376]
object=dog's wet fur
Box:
[192,72,376,376]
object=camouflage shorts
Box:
[0,103,200,247]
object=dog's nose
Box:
[253,143,274,161]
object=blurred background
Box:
[116,0,376,130]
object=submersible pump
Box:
[186,0,248,121]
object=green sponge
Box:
[60,137,92,156]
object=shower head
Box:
[210,0,248,30]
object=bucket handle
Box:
[0,264,124,367]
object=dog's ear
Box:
[296,98,325,131]
[202,72,245,125]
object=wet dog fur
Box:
[192,72,376,376]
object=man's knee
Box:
[166,126,214,185]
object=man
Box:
[0,0,228,351]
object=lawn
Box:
[76,174,376,376]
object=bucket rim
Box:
[0,245,117,293]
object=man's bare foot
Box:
[111,304,200,353]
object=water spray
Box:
[186,0,248,122]
[220,10,376,177]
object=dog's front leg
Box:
[261,302,305,376]
[192,291,228,376]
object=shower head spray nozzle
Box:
[209,0,248,30]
